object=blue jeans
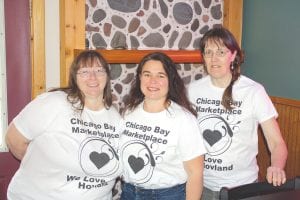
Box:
[120,182,186,200]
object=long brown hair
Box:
[199,27,244,110]
[50,50,112,113]
[123,52,197,117]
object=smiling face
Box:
[139,60,169,106]
[204,39,237,87]
[76,58,107,101]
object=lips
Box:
[147,86,159,92]
[87,83,99,87]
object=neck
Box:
[85,97,105,111]
[211,74,232,88]
[143,99,170,113]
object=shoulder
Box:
[106,106,121,118]
[188,76,210,90]
[234,76,272,104]
[123,103,143,117]
[36,90,66,99]
[236,75,266,91]
[169,102,197,121]
[32,91,68,107]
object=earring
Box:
[230,62,234,70]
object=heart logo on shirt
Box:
[203,129,222,146]
[128,155,144,174]
[90,151,110,169]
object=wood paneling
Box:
[74,49,203,64]
[60,0,85,87]
[31,0,45,98]
[257,96,300,180]
[223,0,243,45]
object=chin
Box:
[84,93,103,98]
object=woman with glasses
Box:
[188,27,288,200]
[119,52,206,200]
[6,50,121,200]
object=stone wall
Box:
[85,0,224,109]
[85,1,224,198]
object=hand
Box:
[266,166,286,186]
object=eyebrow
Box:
[205,47,227,50]
[142,72,167,79]
[142,70,167,75]
[79,66,103,69]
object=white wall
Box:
[0,0,8,151]
[45,0,60,90]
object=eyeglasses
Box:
[203,49,229,58]
[77,67,106,78]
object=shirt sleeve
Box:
[177,112,207,161]
[13,92,65,140]
[252,85,278,123]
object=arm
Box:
[183,155,204,200]
[261,117,288,186]
[5,122,30,160]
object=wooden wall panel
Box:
[60,0,85,87]
[257,97,300,180]
[31,0,45,98]
[223,0,243,45]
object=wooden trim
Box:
[60,0,85,87]
[74,49,203,64]
[30,0,45,98]
[271,96,300,107]
[59,0,66,87]
[257,96,300,180]
[223,0,243,45]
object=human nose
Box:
[208,52,220,61]
[149,75,159,83]
[87,70,97,79]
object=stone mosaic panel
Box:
[86,0,223,50]
[85,0,223,110]
[85,1,223,197]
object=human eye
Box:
[78,68,89,74]
[94,67,105,74]
[217,49,228,56]
[204,49,212,57]
[142,72,150,77]
[158,73,167,79]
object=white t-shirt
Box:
[119,101,206,189]
[7,91,121,200]
[188,75,278,191]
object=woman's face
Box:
[203,40,237,86]
[76,59,107,100]
[140,60,169,104]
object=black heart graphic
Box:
[203,129,222,146]
[128,155,144,174]
[89,151,110,169]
